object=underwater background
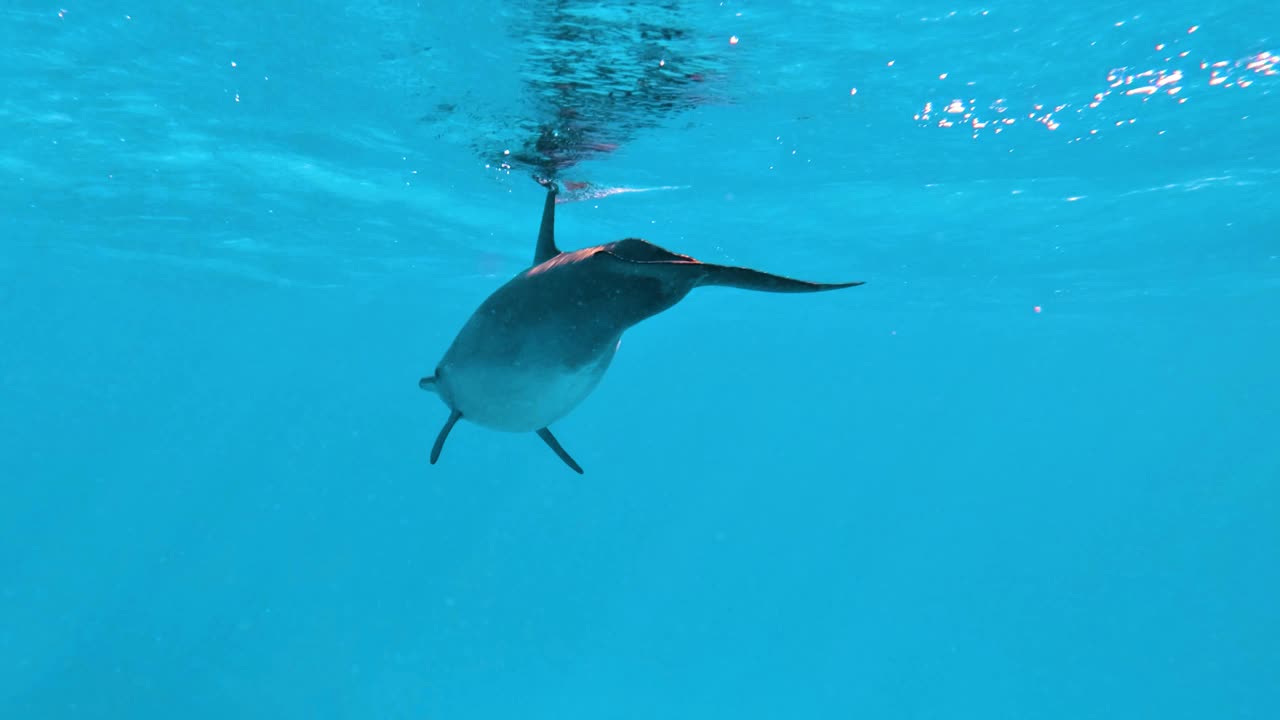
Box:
[2,1,1278,717]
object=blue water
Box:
[3,2,1278,717]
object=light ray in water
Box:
[553,182,690,203]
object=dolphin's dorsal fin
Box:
[532,181,560,266]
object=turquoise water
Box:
[3,2,1278,717]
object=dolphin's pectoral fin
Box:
[430,409,463,465]
[536,427,584,474]
[532,182,561,267]
[419,376,437,392]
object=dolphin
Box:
[420,181,864,473]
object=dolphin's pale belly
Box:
[433,266,632,432]
[437,345,618,432]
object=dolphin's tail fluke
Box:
[596,241,864,294]
[697,264,865,293]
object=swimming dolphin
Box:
[420,181,864,473]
